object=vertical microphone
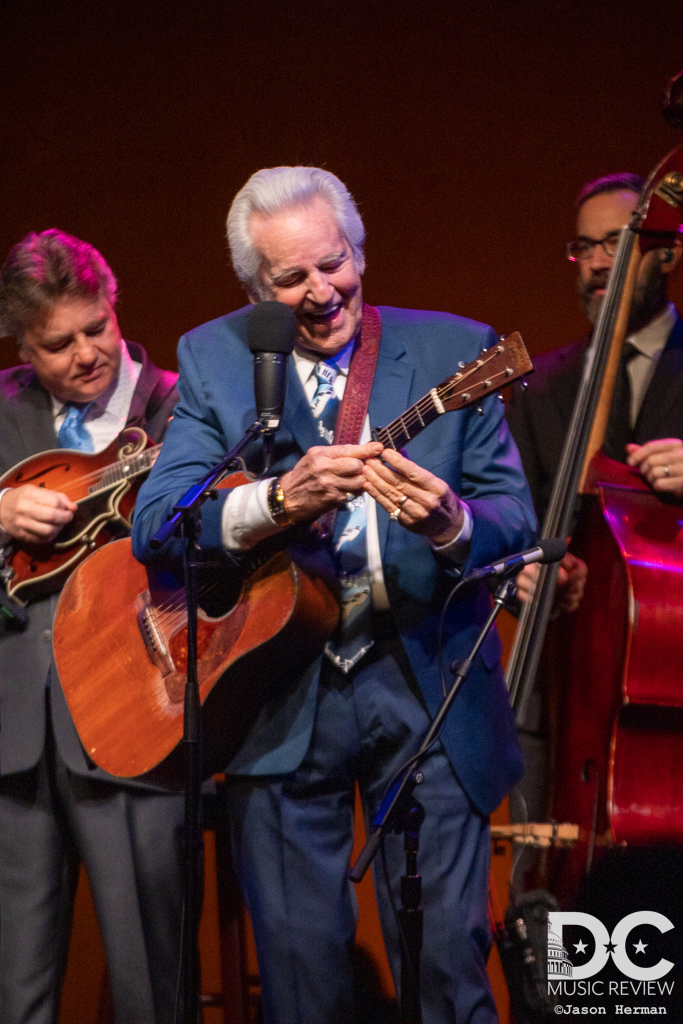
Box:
[247,301,297,471]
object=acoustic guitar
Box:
[0,427,160,604]
[53,334,532,784]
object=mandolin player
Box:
[0,230,184,1024]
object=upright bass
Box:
[506,108,683,903]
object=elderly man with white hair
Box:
[133,166,536,1024]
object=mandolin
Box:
[53,334,532,783]
[0,427,161,604]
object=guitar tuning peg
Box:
[499,334,507,341]
[476,406,484,416]
[498,393,505,402]
[458,361,466,369]
[521,380,529,390]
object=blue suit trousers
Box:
[224,631,497,1024]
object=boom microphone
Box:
[247,301,297,470]
[463,537,567,583]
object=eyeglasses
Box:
[566,231,622,262]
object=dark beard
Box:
[578,259,668,334]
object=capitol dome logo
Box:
[548,924,573,978]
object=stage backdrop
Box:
[1,0,682,375]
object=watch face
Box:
[268,478,291,524]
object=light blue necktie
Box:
[58,402,93,452]
[311,360,374,673]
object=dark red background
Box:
[1,0,682,373]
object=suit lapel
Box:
[280,359,321,454]
[8,371,58,459]
[367,331,415,559]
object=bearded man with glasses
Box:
[510,171,683,536]
[505,173,683,882]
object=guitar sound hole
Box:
[197,560,241,619]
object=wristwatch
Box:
[267,476,294,526]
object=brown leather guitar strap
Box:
[317,302,382,538]
[332,303,382,445]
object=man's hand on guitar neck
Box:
[279,442,384,522]
[362,448,466,544]
[0,484,78,544]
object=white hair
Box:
[227,166,366,299]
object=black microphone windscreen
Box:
[247,301,297,354]
[538,537,567,564]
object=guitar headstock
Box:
[437,331,533,413]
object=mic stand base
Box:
[398,800,425,1024]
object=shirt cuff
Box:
[221,477,288,551]
[428,501,473,565]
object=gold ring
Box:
[664,465,670,477]
[398,494,408,507]
[389,506,402,521]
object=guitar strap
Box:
[317,303,382,538]
[332,303,382,446]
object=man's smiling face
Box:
[248,196,364,357]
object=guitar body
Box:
[2,427,152,603]
[53,537,340,784]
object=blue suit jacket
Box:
[132,305,537,814]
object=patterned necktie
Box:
[310,360,374,673]
[58,402,94,452]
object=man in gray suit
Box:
[0,230,184,1024]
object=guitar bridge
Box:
[135,590,175,677]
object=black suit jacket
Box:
[0,341,178,779]
[506,313,683,523]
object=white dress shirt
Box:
[625,302,677,426]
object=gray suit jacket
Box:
[0,341,178,780]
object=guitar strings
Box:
[149,572,241,635]
[379,358,512,445]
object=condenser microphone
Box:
[463,537,567,583]
[247,301,297,470]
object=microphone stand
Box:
[349,576,518,1024]
[150,419,267,1024]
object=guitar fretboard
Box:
[89,445,162,494]
[374,344,520,451]
[374,389,444,450]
